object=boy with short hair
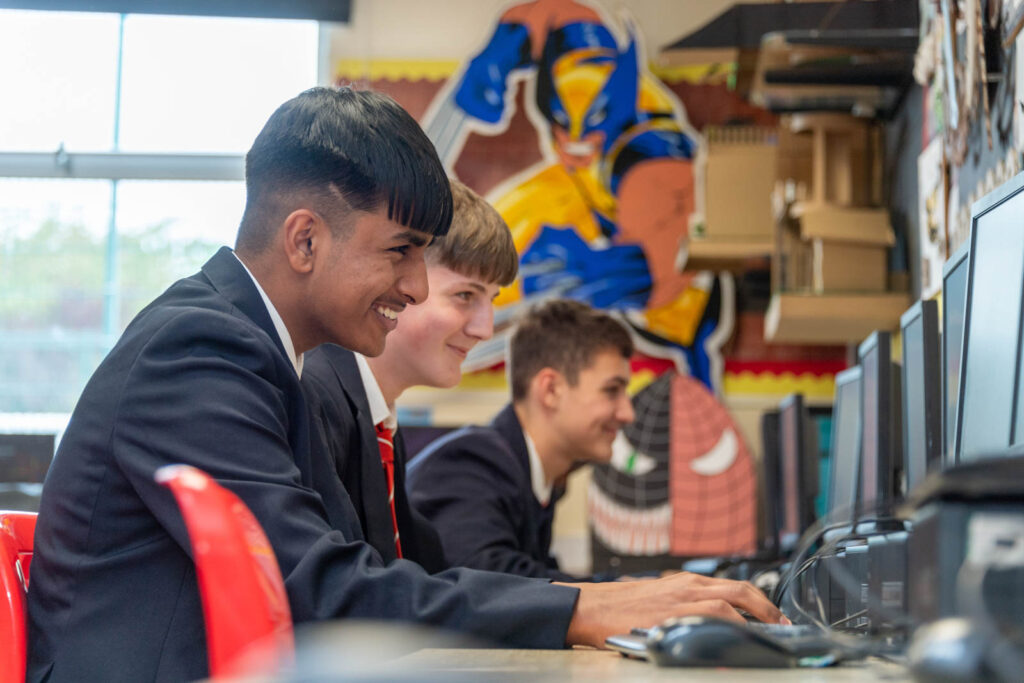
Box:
[407,299,636,580]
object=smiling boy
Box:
[407,299,635,580]
[300,179,515,572]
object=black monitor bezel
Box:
[941,239,970,467]
[759,409,781,556]
[954,173,1024,462]
[900,298,942,490]
[777,393,806,552]
[857,330,896,516]
[827,365,862,527]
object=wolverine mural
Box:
[424,0,758,564]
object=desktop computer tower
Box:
[797,542,871,631]
[867,531,908,639]
[799,552,831,625]
[843,543,870,632]
[824,552,847,627]
[908,500,1024,630]
[810,550,854,628]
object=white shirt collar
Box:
[355,352,396,431]
[233,252,303,378]
[524,430,553,507]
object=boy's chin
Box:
[438,369,463,389]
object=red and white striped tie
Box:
[375,422,403,558]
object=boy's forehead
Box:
[362,217,433,246]
[580,348,631,377]
[428,264,501,290]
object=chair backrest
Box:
[156,465,294,678]
[0,511,37,683]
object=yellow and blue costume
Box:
[452,12,720,387]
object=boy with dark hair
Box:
[301,178,517,571]
[28,87,782,682]
[408,299,636,580]
[27,85,457,682]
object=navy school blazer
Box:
[26,247,578,682]
[407,404,584,582]
[301,344,448,573]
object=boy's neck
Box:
[513,401,573,486]
[366,356,406,408]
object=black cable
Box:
[812,525,918,633]
[767,502,924,659]
[770,513,853,606]
[770,501,901,607]
[829,609,868,629]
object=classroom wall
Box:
[326,0,765,63]
[363,0,848,572]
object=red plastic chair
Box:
[0,511,36,683]
[156,465,294,678]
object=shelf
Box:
[688,237,773,259]
[764,291,909,344]
[685,237,773,272]
[790,203,893,245]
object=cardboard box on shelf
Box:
[702,126,778,243]
[799,204,893,293]
[772,112,894,296]
[788,113,874,207]
[776,125,814,194]
[813,240,888,292]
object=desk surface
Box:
[392,648,911,682]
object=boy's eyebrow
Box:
[449,279,491,294]
[604,376,629,388]
[396,230,431,248]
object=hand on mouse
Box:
[557,571,787,648]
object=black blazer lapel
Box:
[317,345,398,563]
[491,403,551,557]
[200,247,289,362]
[491,404,532,483]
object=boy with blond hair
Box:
[301,179,517,571]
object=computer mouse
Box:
[646,616,796,668]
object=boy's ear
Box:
[281,209,323,274]
[532,367,565,410]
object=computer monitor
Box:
[807,405,832,519]
[0,433,54,483]
[759,409,781,557]
[400,425,457,463]
[955,173,1024,461]
[1017,323,1024,450]
[858,331,902,517]
[901,299,942,491]
[827,366,862,528]
[777,394,818,552]
[941,240,970,467]
[0,433,55,512]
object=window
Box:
[0,12,120,151]
[118,14,319,152]
[0,9,320,417]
